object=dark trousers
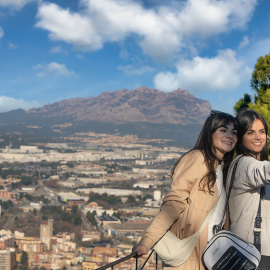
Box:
[258,256,270,270]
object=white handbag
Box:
[202,158,261,270]
[153,188,221,267]
[202,230,260,270]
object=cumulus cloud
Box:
[0,27,4,38]
[0,0,35,10]
[0,96,41,113]
[35,0,257,61]
[118,65,154,75]
[34,62,77,77]
[154,49,250,92]
[238,36,250,50]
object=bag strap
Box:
[254,188,262,252]
[153,170,222,247]
[213,156,241,235]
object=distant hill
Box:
[0,87,211,147]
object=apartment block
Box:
[0,190,12,199]
[0,235,15,250]
[0,249,16,270]
[17,237,46,253]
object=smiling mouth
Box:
[252,142,262,146]
[222,141,232,145]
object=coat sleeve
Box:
[234,156,270,192]
[138,150,206,250]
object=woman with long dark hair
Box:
[226,109,270,269]
[132,111,238,269]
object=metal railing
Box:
[96,249,160,270]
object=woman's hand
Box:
[132,244,149,257]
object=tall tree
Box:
[251,53,270,102]
[249,89,270,135]
[21,251,28,270]
[234,93,252,114]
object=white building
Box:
[76,187,141,197]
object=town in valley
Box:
[0,132,188,270]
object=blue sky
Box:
[0,0,270,114]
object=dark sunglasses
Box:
[210,110,234,119]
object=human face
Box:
[242,119,266,159]
[212,123,237,159]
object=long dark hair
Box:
[236,109,268,196]
[172,112,238,194]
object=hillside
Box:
[0,87,211,146]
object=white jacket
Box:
[226,155,270,256]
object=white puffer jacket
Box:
[226,155,270,256]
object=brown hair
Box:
[171,112,238,194]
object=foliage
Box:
[73,215,82,225]
[41,205,62,215]
[71,205,78,215]
[86,210,97,226]
[233,93,252,114]
[142,194,153,201]
[21,176,34,185]
[112,211,121,219]
[251,53,270,102]
[0,199,12,209]
[21,251,28,270]
[249,89,270,134]
[234,53,270,145]
[61,212,73,223]
[88,192,121,206]
[0,169,25,179]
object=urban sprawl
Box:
[0,134,188,270]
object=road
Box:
[3,212,24,229]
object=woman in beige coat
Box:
[132,111,238,269]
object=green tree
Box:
[21,251,28,270]
[234,93,252,114]
[251,53,270,102]
[249,89,270,135]
[71,205,78,215]
[73,215,82,226]
[233,52,270,144]
[33,208,37,216]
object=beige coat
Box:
[138,150,221,270]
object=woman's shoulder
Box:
[182,149,205,162]
[176,150,206,171]
[236,155,261,166]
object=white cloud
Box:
[34,62,77,77]
[0,96,41,113]
[8,43,18,49]
[0,27,4,38]
[49,45,63,54]
[35,0,257,61]
[154,49,250,92]
[238,36,250,50]
[118,65,154,75]
[0,0,35,10]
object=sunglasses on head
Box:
[210,110,234,119]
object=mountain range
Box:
[0,87,211,147]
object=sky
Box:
[0,0,270,114]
